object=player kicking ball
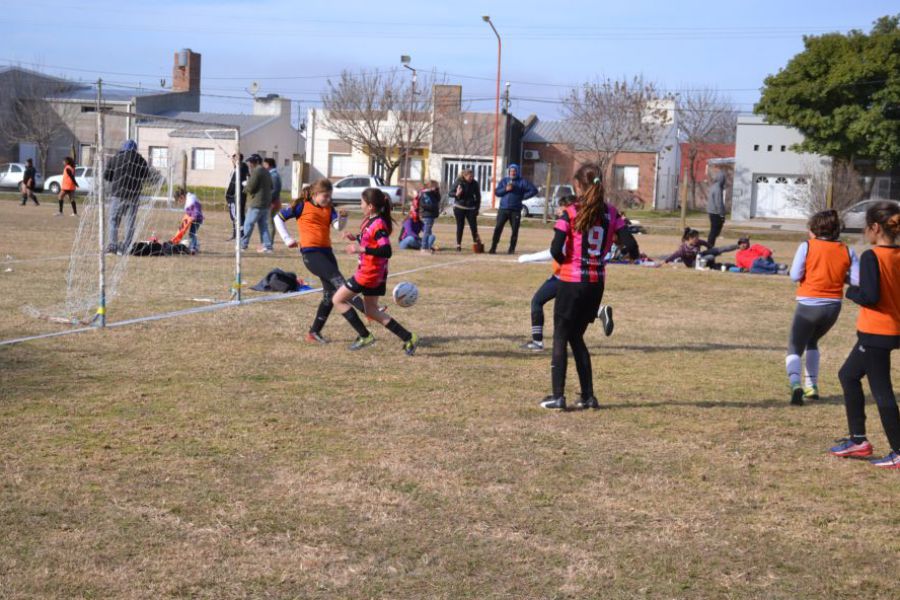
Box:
[332,188,419,355]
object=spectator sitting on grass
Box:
[736,236,788,274]
[664,228,709,267]
[398,211,424,250]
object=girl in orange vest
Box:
[58,157,78,216]
[830,202,900,469]
[786,210,856,405]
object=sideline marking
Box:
[0,257,480,347]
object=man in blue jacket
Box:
[489,163,537,254]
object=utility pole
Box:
[401,55,416,211]
[543,162,553,224]
[483,16,502,209]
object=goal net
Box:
[24,111,246,329]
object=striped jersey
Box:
[554,203,626,283]
[278,200,337,251]
[355,216,391,286]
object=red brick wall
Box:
[522,142,659,207]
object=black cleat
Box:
[576,396,600,410]
[790,385,805,406]
[540,395,567,410]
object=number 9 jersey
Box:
[554,203,626,283]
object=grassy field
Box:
[1,199,898,599]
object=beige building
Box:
[136,95,303,189]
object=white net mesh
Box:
[24,112,244,327]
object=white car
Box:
[45,166,95,195]
[332,175,404,206]
[521,184,575,218]
[0,162,43,190]
[842,199,900,232]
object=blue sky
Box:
[3,0,897,124]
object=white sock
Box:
[804,349,820,388]
[786,354,802,387]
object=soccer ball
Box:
[392,281,418,308]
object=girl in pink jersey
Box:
[332,188,419,355]
[540,163,627,410]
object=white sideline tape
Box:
[0,257,479,347]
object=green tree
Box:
[756,15,900,171]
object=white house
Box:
[136,94,303,188]
[731,114,827,220]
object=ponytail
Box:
[865,201,900,242]
[362,188,394,235]
[292,178,332,211]
[572,163,607,233]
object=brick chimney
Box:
[172,48,201,94]
[433,84,462,116]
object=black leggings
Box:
[58,191,77,215]
[454,207,480,246]
[530,276,559,342]
[708,213,725,248]
[490,208,522,253]
[551,281,604,399]
[839,341,900,452]
[302,250,363,334]
[787,303,841,355]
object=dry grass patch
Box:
[1,199,898,599]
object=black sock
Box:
[341,309,370,338]
[350,295,365,312]
[850,434,868,442]
[71,201,77,215]
[311,301,332,334]
[58,200,64,213]
[384,318,412,342]
[385,319,412,342]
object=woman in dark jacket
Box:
[417,180,442,252]
[449,169,482,251]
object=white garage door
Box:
[752,175,809,219]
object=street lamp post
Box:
[483,15,501,209]
[401,55,417,210]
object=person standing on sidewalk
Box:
[489,163,537,255]
[706,165,727,247]
[241,154,273,253]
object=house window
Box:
[613,165,639,191]
[370,157,388,180]
[401,158,424,181]
[80,144,93,165]
[283,158,290,167]
[753,144,759,151]
[328,153,353,177]
[767,145,773,151]
[780,145,786,152]
[191,148,215,170]
[149,146,169,169]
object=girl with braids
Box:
[274,178,366,343]
[541,163,628,410]
[332,188,419,355]
[830,202,900,469]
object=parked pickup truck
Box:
[331,175,405,206]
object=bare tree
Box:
[561,76,673,203]
[0,69,78,173]
[787,159,865,216]
[677,88,738,208]
[320,69,435,184]
[432,107,494,161]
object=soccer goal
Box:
[23,103,254,332]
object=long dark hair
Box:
[572,163,607,233]
[362,187,394,235]
[866,201,900,242]
[291,178,332,211]
[681,227,700,242]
